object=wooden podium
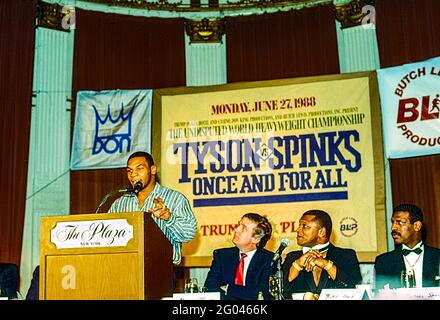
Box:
[39,212,173,300]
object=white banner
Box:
[377,56,440,159]
[70,89,152,170]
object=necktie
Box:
[312,252,327,286]
[303,244,329,254]
[402,247,422,256]
[234,253,247,286]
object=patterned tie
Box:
[313,252,327,286]
[234,253,247,286]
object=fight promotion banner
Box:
[71,89,152,170]
[153,72,386,265]
[377,56,440,159]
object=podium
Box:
[39,212,173,300]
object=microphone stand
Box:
[269,258,285,300]
[275,258,284,300]
[95,188,132,213]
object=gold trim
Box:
[36,1,74,32]
[88,0,181,11]
[80,0,331,12]
[334,0,375,29]
[185,18,225,43]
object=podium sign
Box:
[40,212,173,300]
[50,219,134,248]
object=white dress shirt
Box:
[241,249,257,286]
[402,241,424,288]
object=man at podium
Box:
[108,151,197,265]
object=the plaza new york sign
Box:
[50,219,133,249]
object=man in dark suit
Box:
[204,212,273,300]
[374,203,440,289]
[282,209,362,299]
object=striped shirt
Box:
[108,182,197,265]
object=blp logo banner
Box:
[377,56,440,159]
[70,89,152,170]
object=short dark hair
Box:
[302,209,333,239]
[127,151,154,167]
[393,203,426,240]
[393,203,423,223]
[242,213,272,248]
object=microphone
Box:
[133,181,143,194]
[272,238,290,262]
[95,188,132,213]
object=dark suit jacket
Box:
[0,263,19,299]
[26,265,40,300]
[282,243,362,297]
[204,247,274,300]
[374,244,440,289]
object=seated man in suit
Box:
[204,212,273,300]
[282,209,362,300]
[0,263,19,299]
[374,203,440,289]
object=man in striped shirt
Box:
[108,151,197,265]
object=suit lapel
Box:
[246,250,259,282]
[316,245,333,291]
[393,249,405,273]
[422,246,436,285]
[227,247,241,283]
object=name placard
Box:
[50,219,133,248]
[319,288,364,300]
[375,287,440,300]
[172,292,221,300]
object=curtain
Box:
[225,4,339,82]
[376,0,440,68]
[71,9,186,214]
[376,0,440,248]
[0,0,36,265]
[390,156,440,247]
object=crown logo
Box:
[92,99,138,155]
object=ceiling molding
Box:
[79,0,331,13]
[185,18,225,43]
[36,1,74,31]
[334,0,375,29]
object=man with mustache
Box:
[374,203,440,289]
[108,151,197,266]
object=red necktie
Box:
[234,253,247,286]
